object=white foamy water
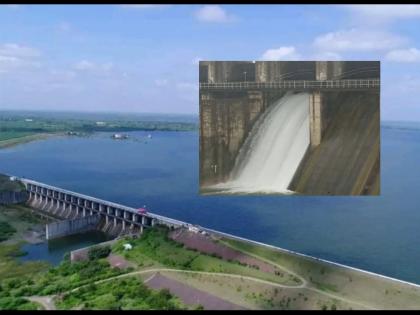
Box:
[210,92,310,194]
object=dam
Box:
[199,61,380,195]
[21,178,185,239]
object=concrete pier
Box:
[46,215,100,240]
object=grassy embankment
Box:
[221,238,420,310]
[111,226,299,286]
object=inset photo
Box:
[199,61,380,195]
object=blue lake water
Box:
[1,126,419,284]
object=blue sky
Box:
[1,4,420,121]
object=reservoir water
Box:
[1,124,420,284]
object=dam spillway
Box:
[199,61,380,195]
[210,92,310,194]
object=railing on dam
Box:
[199,78,380,91]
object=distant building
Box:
[96,121,106,126]
[25,118,33,122]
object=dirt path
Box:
[26,266,375,310]
[217,238,308,287]
[26,296,56,310]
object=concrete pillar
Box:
[309,91,322,147]
[255,61,268,83]
[207,62,216,83]
[82,208,86,217]
[140,225,144,234]
[316,61,328,81]
[141,216,146,225]
[113,217,117,227]
[151,218,156,227]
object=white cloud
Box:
[74,60,95,71]
[385,48,420,62]
[260,46,301,61]
[154,79,168,87]
[0,43,41,73]
[0,43,41,58]
[313,29,405,52]
[347,5,420,21]
[311,51,342,61]
[195,5,233,23]
[74,60,113,72]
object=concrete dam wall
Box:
[46,215,101,240]
[289,91,380,195]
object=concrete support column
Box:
[82,208,86,217]
[151,218,156,227]
[310,91,322,147]
[141,216,146,225]
[255,61,268,83]
[140,225,144,234]
[113,217,117,227]
[316,61,328,81]
[207,61,216,83]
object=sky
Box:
[1,4,420,121]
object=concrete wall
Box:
[0,191,28,205]
[46,215,100,240]
[289,91,380,195]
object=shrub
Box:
[87,245,111,260]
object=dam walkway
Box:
[199,78,380,91]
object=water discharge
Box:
[211,92,310,194]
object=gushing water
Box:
[211,92,310,194]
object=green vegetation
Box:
[112,226,294,285]
[56,277,187,310]
[0,243,189,310]
[88,245,111,261]
[0,251,124,298]
[0,174,25,193]
[0,222,16,242]
[0,243,50,282]
[0,297,41,310]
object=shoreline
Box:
[0,133,59,149]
